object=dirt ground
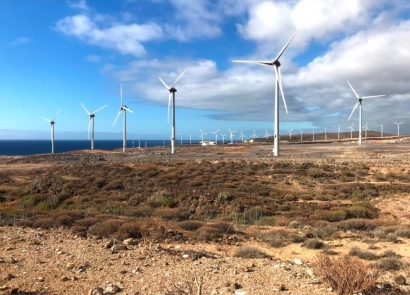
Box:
[1,138,410,294]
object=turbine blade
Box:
[51,109,61,122]
[113,110,122,126]
[81,103,90,115]
[91,104,108,115]
[276,66,288,114]
[159,77,170,89]
[361,95,385,99]
[232,60,272,66]
[348,101,359,121]
[274,28,299,61]
[171,68,187,88]
[124,107,134,113]
[167,92,171,123]
[41,117,51,123]
[347,80,360,99]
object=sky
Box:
[1,0,410,140]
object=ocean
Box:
[0,140,202,156]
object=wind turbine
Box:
[362,122,369,139]
[239,131,246,142]
[264,130,271,139]
[81,103,107,150]
[300,129,303,141]
[394,122,403,136]
[228,128,236,144]
[212,129,219,144]
[42,109,61,154]
[323,127,327,140]
[180,133,183,145]
[348,123,354,139]
[287,129,293,140]
[338,125,341,140]
[200,129,207,143]
[311,129,315,142]
[159,69,187,154]
[379,124,383,138]
[251,130,258,140]
[189,132,192,145]
[221,133,227,144]
[232,29,299,157]
[113,83,134,153]
[347,80,385,145]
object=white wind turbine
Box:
[347,80,385,145]
[287,129,293,140]
[180,133,183,145]
[159,69,187,154]
[311,129,315,142]
[362,122,369,139]
[394,122,403,136]
[379,124,383,138]
[42,109,61,154]
[113,83,134,153]
[323,127,327,140]
[212,129,219,144]
[232,29,299,157]
[348,123,354,139]
[264,130,271,139]
[189,132,192,145]
[251,130,258,140]
[239,131,246,142]
[300,129,303,141]
[221,133,227,144]
[338,125,341,140]
[81,103,108,150]
[200,129,207,143]
[228,128,237,144]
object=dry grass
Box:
[315,254,378,295]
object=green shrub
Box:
[290,234,305,243]
[346,201,378,219]
[235,246,269,259]
[325,211,347,222]
[217,191,232,202]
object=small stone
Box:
[89,287,104,295]
[182,254,189,259]
[105,284,121,293]
[0,286,8,291]
[7,273,16,280]
[10,288,19,294]
[235,291,247,295]
[123,238,139,246]
[67,262,75,270]
[37,276,45,282]
[60,275,70,282]
[394,275,406,285]
[294,258,303,265]
[120,270,127,274]
[233,282,242,290]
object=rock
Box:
[89,287,104,295]
[105,284,121,293]
[294,258,303,265]
[123,238,139,246]
[60,275,70,282]
[394,274,406,285]
[0,286,8,291]
[235,291,247,295]
[111,243,127,253]
[306,268,315,278]
[37,276,45,282]
[67,262,75,270]
[10,288,19,294]
[233,282,242,290]
[182,254,189,259]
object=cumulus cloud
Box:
[55,14,164,57]
[85,54,100,62]
[11,37,29,45]
[67,0,89,11]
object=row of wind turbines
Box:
[42,28,394,156]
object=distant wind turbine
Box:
[239,131,246,142]
[311,129,315,142]
[287,129,293,140]
[379,124,383,138]
[251,130,258,140]
[348,123,354,139]
[228,128,237,144]
[323,127,327,140]
[300,129,303,141]
[81,103,107,150]
[180,133,183,145]
[338,125,341,140]
[362,122,369,139]
[113,83,134,153]
[232,29,299,156]
[347,80,385,145]
[394,122,403,136]
[221,133,227,144]
[200,129,207,143]
[42,109,61,154]
[264,130,271,139]
[212,129,219,144]
[159,69,187,154]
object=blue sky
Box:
[1,0,410,140]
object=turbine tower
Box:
[200,129,207,143]
[338,125,341,140]
[300,129,303,141]
[348,123,354,139]
[232,29,299,156]
[113,83,134,153]
[323,127,327,140]
[180,133,183,145]
[311,129,315,142]
[159,69,187,154]
[251,130,258,140]
[81,103,107,150]
[379,124,383,138]
[239,131,246,142]
[221,134,226,144]
[363,122,369,139]
[42,109,61,154]
[347,80,385,145]
[394,122,403,136]
[212,129,219,144]
[228,128,236,144]
[287,129,293,140]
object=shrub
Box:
[235,246,269,259]
[315,254,378,295]
[304,238,325,249]
[346,202,379,219]
[217,191,232,202]
[210,222,235,234]
[382,250,399,258]
[386,233,398,243]
[116,222,142,240]
[75,217,99,227]
[178,221,204,231]
[325,211,347,222]
[288,220,301,229]
[348,246,378,260]
[32,217,55,229]
[337,219,377,231]
[54,215,74,227]
[87,219,123,237]
[290,234,305,243]
[395,228,410,238]
[371,257,402,270]
[194,226,220,241]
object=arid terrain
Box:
[1,137,410,295]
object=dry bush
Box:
[304,238,325,249]
[315,254,378,295]
[54,214,74,227]
[75,217,99,227]
[137,218,166,249]
[348,246,378,260]
[235,246,270,259]
[337,219,377,231]
[395,228,410,238]
[32,217,55,229]
[371,257,402,270]
[87,218,123,237]
[115,221,142,240]
[194,226,220,241]
[210,221,235,234]
[178,221,204,231]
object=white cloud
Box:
[11,37,29,45]
[67,0,89,11]
[55,14,164,57]
[85,55,100,62]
